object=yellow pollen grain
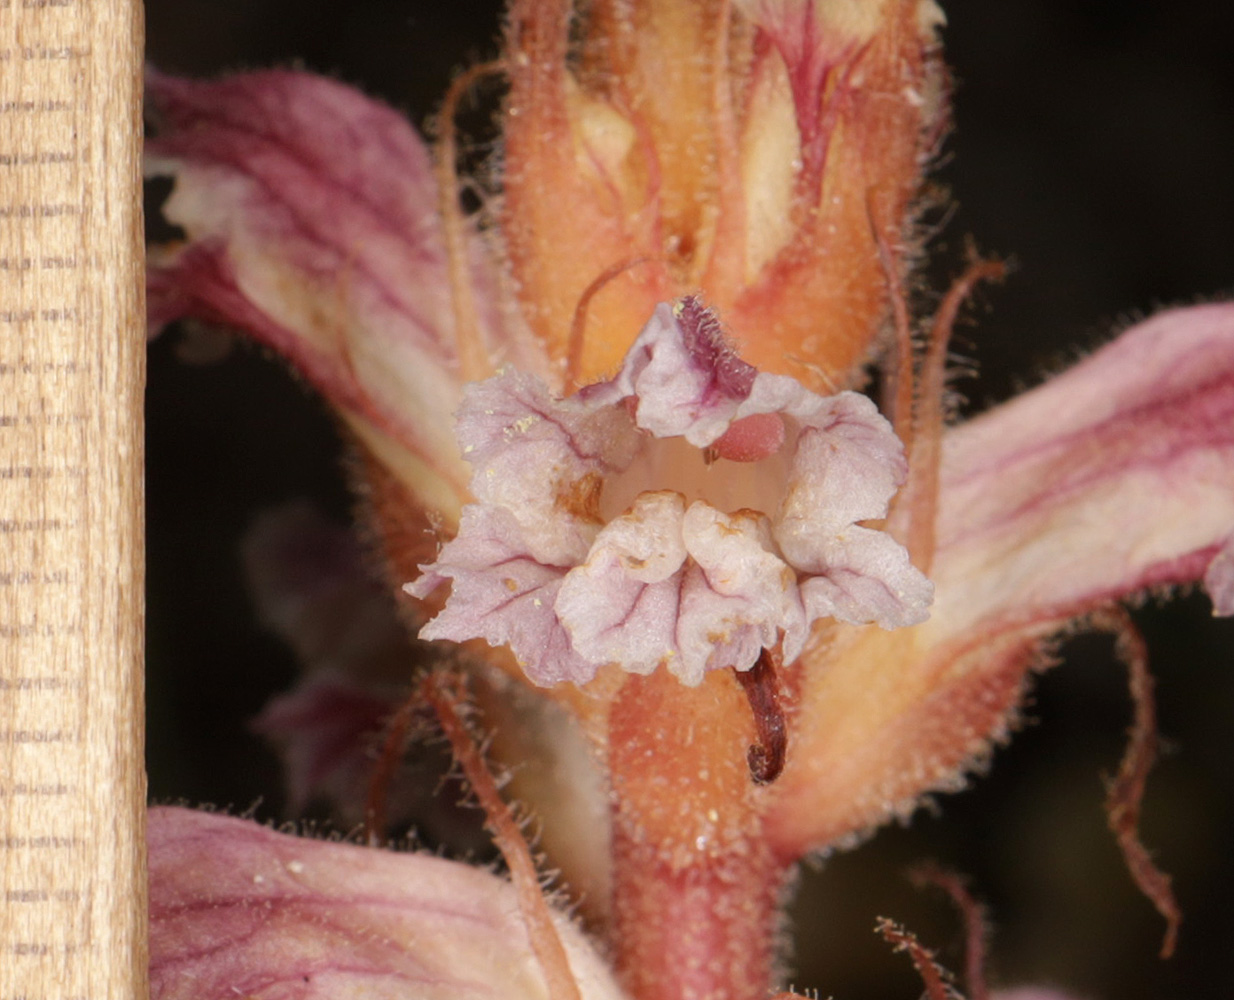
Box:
[503,578,519,592]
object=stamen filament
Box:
[870,213,916,446]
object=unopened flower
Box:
[410,297,932,686]
[500,0,945,386]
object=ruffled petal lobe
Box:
[412,505,594,686]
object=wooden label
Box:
[0,1,146,997]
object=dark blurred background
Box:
[143,2,1234,998]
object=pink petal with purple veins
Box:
[676,504,808,683]
[149,807,625,1000]
[410,506,593,686]
[454,368,640,565]
[797,527,934,628]
[777,393,910,533]
[556,491,690,675]
[775,396,933,627]
[412,298,932,687]
[146,70,532,520]
[241,501,417,680]
[251,672,397,817]
[931,303,1234,639]
[766,308,1234,857]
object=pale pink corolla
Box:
[409,297,932,687]
[148,807,624,1000]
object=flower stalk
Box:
[609,671,791,1000]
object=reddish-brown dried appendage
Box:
[910,864,990,1000]
[1091,609,1182,959]
[876,917,956,1000]
[422,672,584,1000]
[734,646,787,784]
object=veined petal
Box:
[149,807,625,1000]
[677,504,808,684]
[798,527,933,628]
[556,492,690,676]
[775,392,932,626]
[251,672,401,819]
[931,303,1234,640]
[240,501,417,680]
[409,505,594,687]
[455,367,639,565]
[413,298,929,689]
[777,392,909,534]
[146,70,528,523]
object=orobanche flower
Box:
[410,297,932,687]
[145,0,1234,998]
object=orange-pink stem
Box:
[607,670,791,1000]
[612,830,788,1000]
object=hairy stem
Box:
[607,670,791,1000]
